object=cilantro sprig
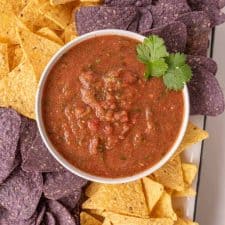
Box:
[137,35,192,91]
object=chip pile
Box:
[0,108,88,225]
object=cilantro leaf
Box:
[137,35,169,64]
[163,53,192,91]
[144,59,168,78]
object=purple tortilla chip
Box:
[22,131,64,173]
[43,170,87,200]
[176,11,211,56]
[218,0,225,8]
[59,190,82,211]
[75,6,138,35]
[0,167,43,220]
[36,203,47,225]
[104,0,152,6]
[47,200,76,225]
[143,21,187,53]
[188,67,225,116]
[44,212,56,225]
[151,0,191,27]
[187,55,218,75]
[0,108,21,184]
[138,7,153,33]
[73,192,86,225]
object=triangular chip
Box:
[142,177,164,213]
[36,27,64,45]
[182,163,198,186]
[39,2,74,29]
[0,60,37,119]
[102,219,112,225]
[18,27,61,80]
[174,122,209,157]
[153,156,185,191]
[175,217,199,225]
[8,44,24,71]
[64,23,77,43]
[80,212,102,225]
[0,43,9,79]
[50,0,76,5]
[152,192,177,221]
[0,0,27,15]
[104,212,174,225]
[89,209,105,217]
[82,180,149,218]
[173,187,196,197]
[85,183,102,198]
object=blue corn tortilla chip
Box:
[44,212,56,225]
[0,108,21,184]
[21,131,64,173]
[143,21,187,53]
[43,170,87,200]
[187,55,218,75]
[36,202,47,225]
[176,11,211,56]
[0,167,43,220]
[138,7,153,33]
[59,190,82,212]
[151,0,191,27]
[188,67,225,116]
[104,0,152,6]
[47,200,76,225]
[75,6,138,35]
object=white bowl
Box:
[36,29,190,184]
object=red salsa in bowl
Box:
[40,33,186,179]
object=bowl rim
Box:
[36,29,190,184]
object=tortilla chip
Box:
[82,180,149,218]
[0,60,37,119]
[0,13,20,44]
[80,0,101,2]
[102,219,112,225]
[50,0,77,5]
[89,209,105,217]
[18,27,62,80]
[8,44,24,71]
[174,122,209,157]
[0,0,29,15]
[153,156,185,192]
[39,2,73,29]
[80,212,102,225]
[85,183,102,197]
[0,43,9,79]
[104,212,174,225]
[173,187,196,197]
[152,192,177,221]
[142,177,164,213]
[64,23,77,43]
[175,217,199,225]
[36,27,64,45]
[18,0,60,31]
[182,163,198,186]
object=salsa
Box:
[42,35,184,178]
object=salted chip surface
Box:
[151,0,190,27]
[153,156,185,191]
[188,67,225,116]
[47,200,76,225]
[0,167,43,220]
[85,182,101,197]
[0,108,21,184]
[80,212,102,225]
[75,6,138,35]
[43,170,87,200]
[8,44,24,71]
[82,180,149,218]
[0,43,9,79]
[143,22,187,53]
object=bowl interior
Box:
[36,29,190,184]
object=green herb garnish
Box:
[137,35,192,90]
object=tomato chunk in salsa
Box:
[42,35,184,178]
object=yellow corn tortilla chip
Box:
[142,177,164,213]
[175,217,199,225]
[64,23,77,43]
[80,212,102,225]
[80,0,101,3]
[36,27,64,45]
[0,59,37,119]
[18,0,60,30]
[85,183,102,198]
[88,209,105,217]
[103,212,174,225]
[39,2,73,29]
[182,163,198,186]
[0,43,9,79]
[102,219,111,225]
[0,13,20,44]
[82,180,149,218]
[8,45,24,71]
[18,27,62,80]
[152,192,177,221]
[50,0,76,5]
[174,122,209,157]
[0,0,27,15]
[153,156,185,191]
[173,187,196,197]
